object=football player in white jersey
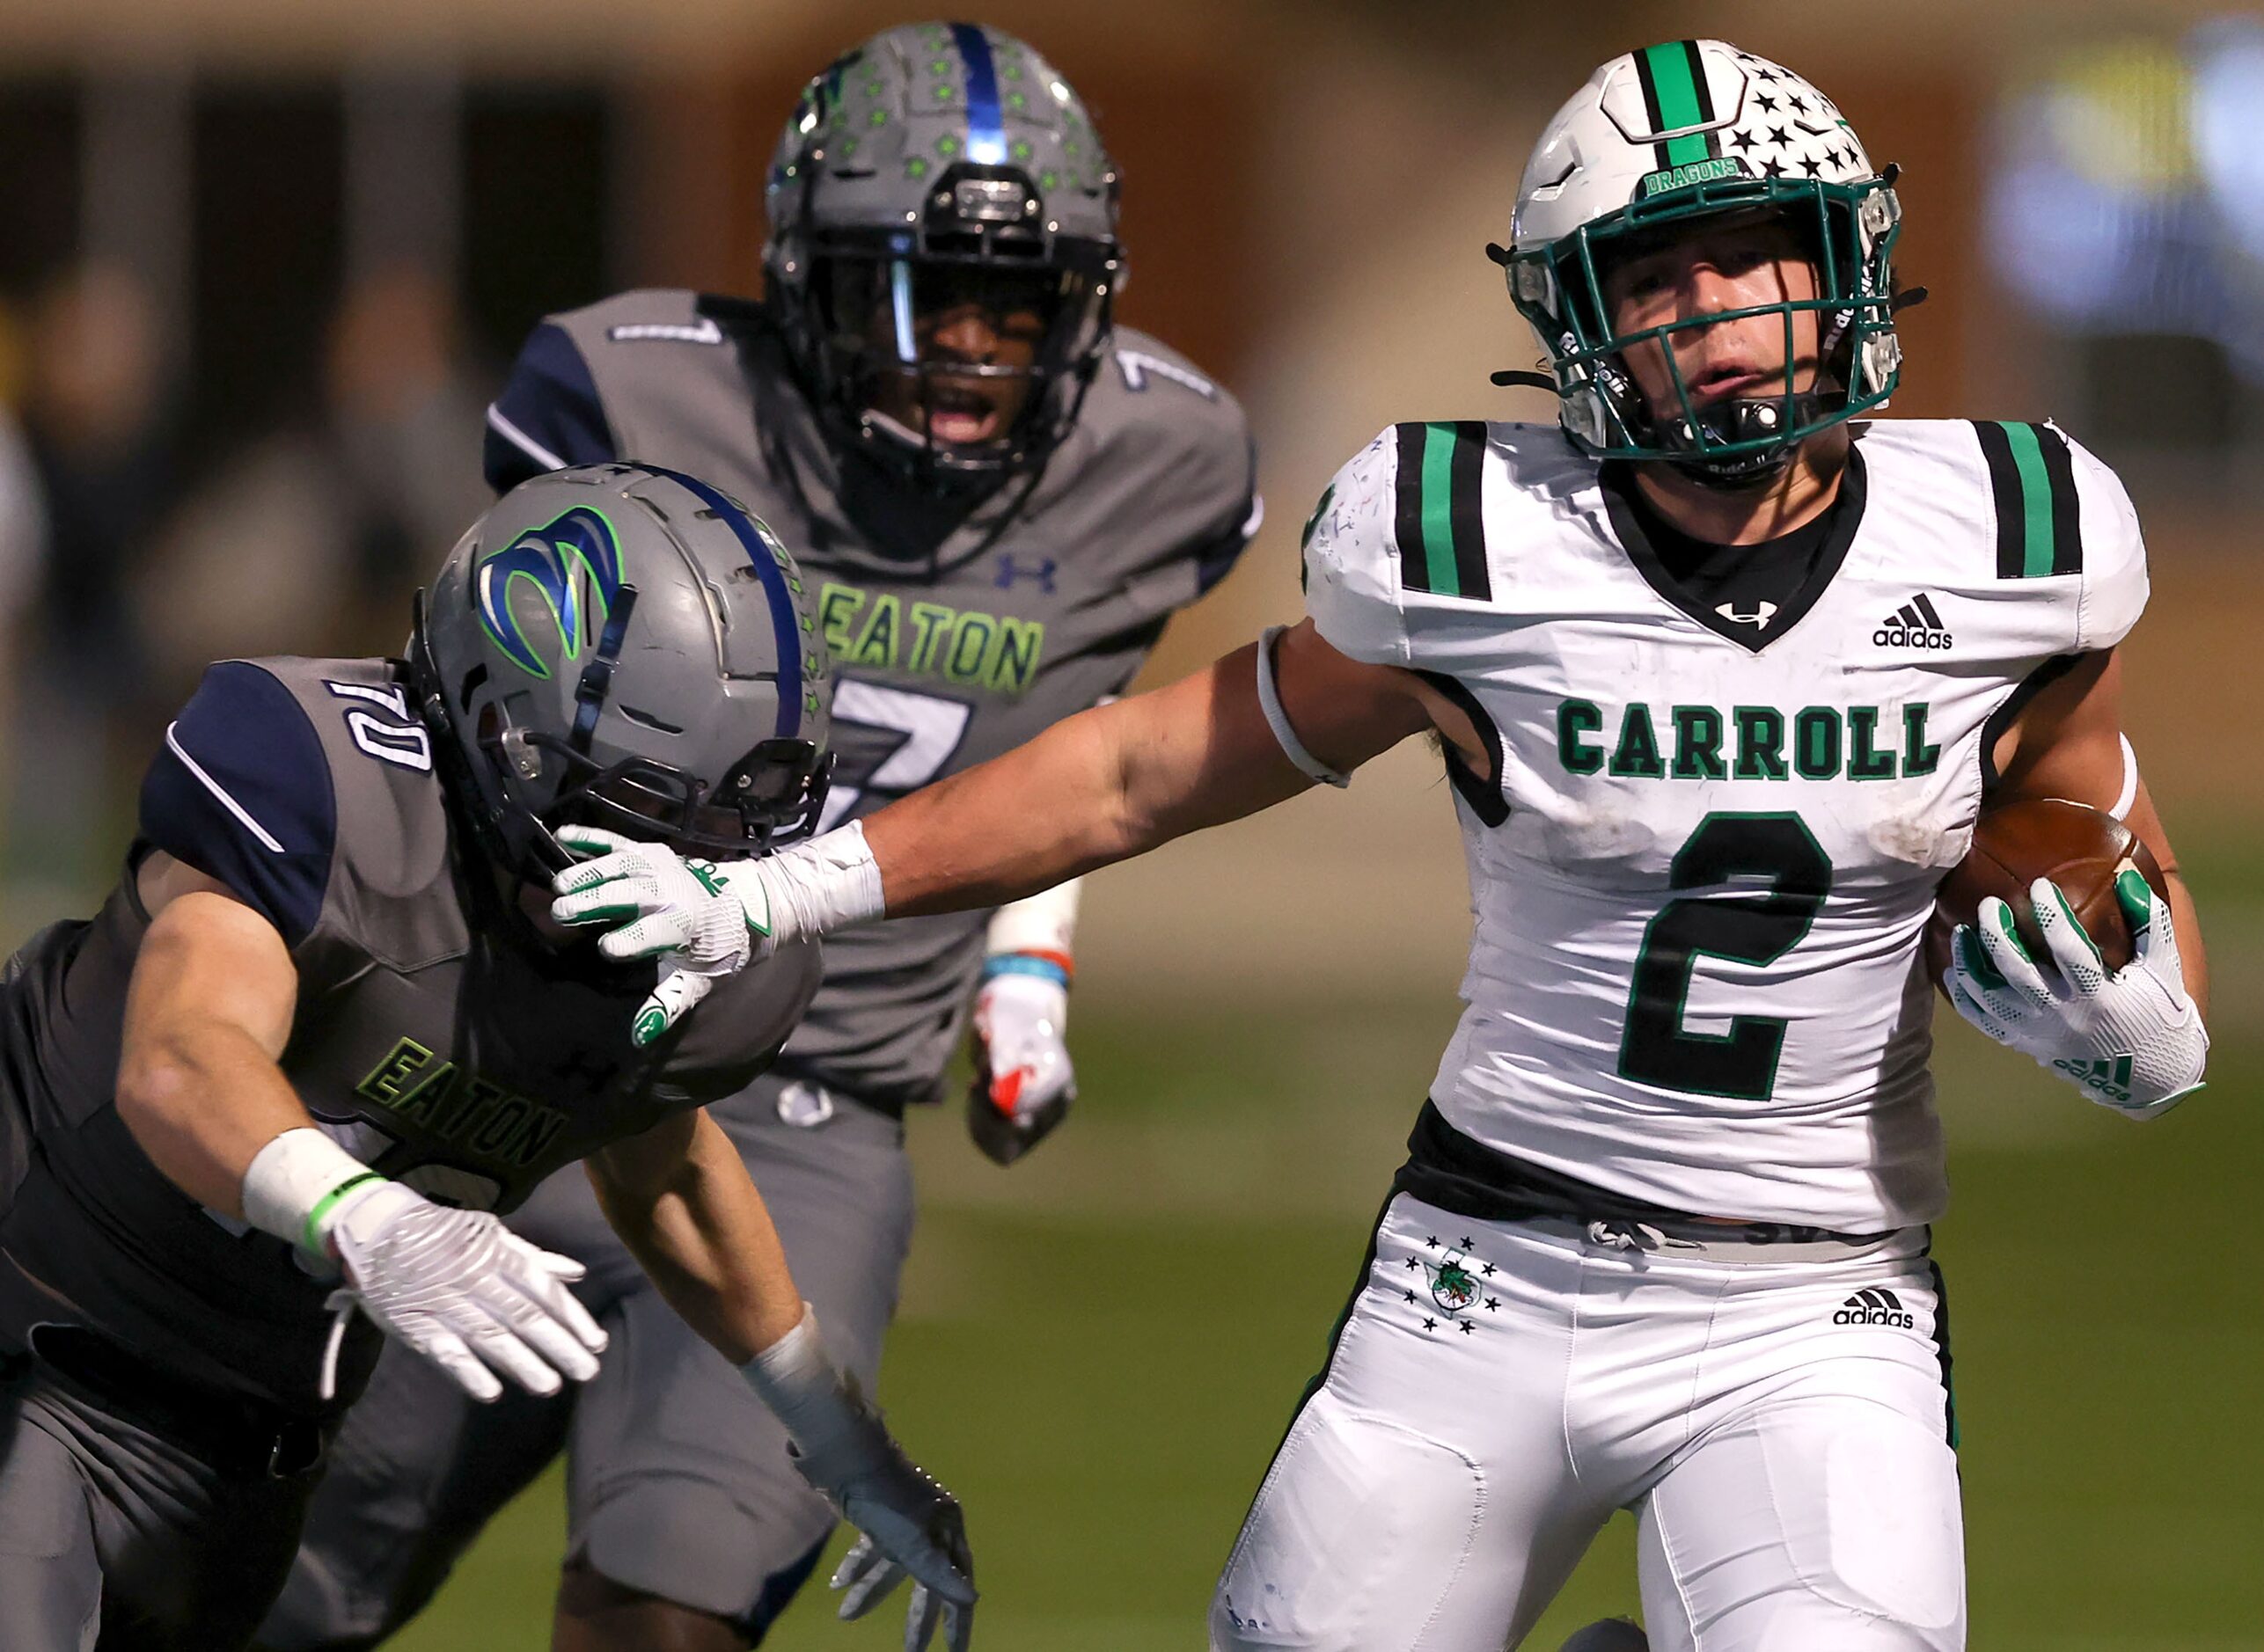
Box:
[536,40,2211,1652]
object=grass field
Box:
[391,842,2264,1652]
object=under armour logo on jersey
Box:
[1832,1288,1916,1328]
[1875,592,1953,649]
[994,554,1058,593]
[1715,599,1778,629]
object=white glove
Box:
[967,967,1075,1166]
[549,823,884,1048]
[319,1180,609,1403]
[549,826,775,1046]
[744,1308,975,1651]
[1944,866,2208,1118]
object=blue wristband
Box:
[979,952,1072,990]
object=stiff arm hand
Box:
[551,824,884,1046]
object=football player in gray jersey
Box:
[0,464,973,1651]
[266,20,1257,1652]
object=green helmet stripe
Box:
[1640,40,1717,168]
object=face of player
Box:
[1601,216,1821,424]
[859,268,1047,448]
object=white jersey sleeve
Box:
[1301,427,1410,667]
[2062,428,2149,652]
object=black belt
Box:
[1391,1099,1892,1247]
[29,1325,330,1480]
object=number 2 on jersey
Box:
[1617,812,1833,1101]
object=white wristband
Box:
[241,1127,382,1256]
[1257,625,1350,788]
[763,822,888,940]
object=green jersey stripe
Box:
[1418,424,1462,594]
[2003,421,2056,578]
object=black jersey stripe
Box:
[1444,420,1492,602]
[1392,423,1432,593]
[2033,422,2083,575]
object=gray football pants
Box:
[258,1078,913,1649]
[0,1361,325,1651]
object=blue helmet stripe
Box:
[950,22,1007,164]
[644,467,803,739]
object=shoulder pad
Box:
[1301,427,1410,666]
[139,662,337,947]
[1967,419,2148,650]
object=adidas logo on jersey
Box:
[1874,593,1953,649]
[2053,1053,2135,1105]
[1833,1287,1916,1328]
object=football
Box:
[1925,797,2169,982]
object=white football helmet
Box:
[1502,40,1908,479]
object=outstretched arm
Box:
[862,623,1437,914]
[548,623,1462,1042]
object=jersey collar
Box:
[1598,445,1869,654]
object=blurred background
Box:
[2,1,2259,1646]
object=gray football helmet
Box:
[409,463,832,882]
[764,21,1123,482]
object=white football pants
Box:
[1210,1195,1964,1651]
